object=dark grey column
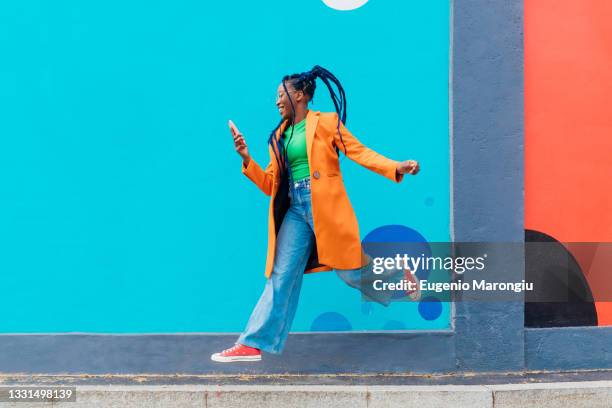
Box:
[451,0,525,371]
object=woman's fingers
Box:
[228,120,248,159]
[400,160,420,175]
[234,136,247,153]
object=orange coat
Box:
[242,109,404,278]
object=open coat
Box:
[242,110,404,278]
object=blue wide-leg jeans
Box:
[237,176,397,354]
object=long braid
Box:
[267,65,349,175]
[307,65,348,155]
[267,120,284,172]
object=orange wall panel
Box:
[525,0,612,324]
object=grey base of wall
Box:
[1,382,612,408]
[2,328,612,374]
[0,332,455,375]
[526,326,612,370]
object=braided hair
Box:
[267,65,348,174]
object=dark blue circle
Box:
[362,225,432,281]
[362,224,428,244]
[418,296,442,320]
[310,312,352,331]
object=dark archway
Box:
[525,229,597,327]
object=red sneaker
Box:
[211,343,262,362]
[404,268,421,301]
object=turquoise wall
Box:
[0,0,449,332]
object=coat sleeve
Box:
[241,158,275,196]
[329,113,404,183]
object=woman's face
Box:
[275,82,304,120]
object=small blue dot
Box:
[361,302,374,315]
[311,312,352,331]
[418,296,442,320]
[425,197,435,207]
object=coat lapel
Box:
[305,110,319,167]
[268,112,317,177]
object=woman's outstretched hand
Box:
[396,160,420,175]
[228,120,251,166]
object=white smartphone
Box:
[228,120,240,136]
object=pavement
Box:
[0,369,610,407]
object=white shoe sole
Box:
[404,269,422,301]
[210,353,262,362]
[408,288,422,301]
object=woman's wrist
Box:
[395,168,404,182]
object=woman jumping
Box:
[212,65,420,362]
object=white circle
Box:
[322,0,369,11]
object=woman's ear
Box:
[296,90,306,103]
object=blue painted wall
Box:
[0,0,449,333]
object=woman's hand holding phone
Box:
[228,120,251,166]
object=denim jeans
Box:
[237,176,398,354]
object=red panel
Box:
[525,1,612,325]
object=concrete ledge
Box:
[1,381,612,407]
[205,385,367,408]
[489,381,612,408]
[367,385,492,407]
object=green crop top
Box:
[283,118,310,181]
